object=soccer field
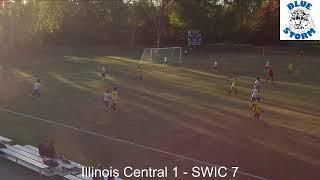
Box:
[0,46,319,180]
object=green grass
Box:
[0,46,319,180]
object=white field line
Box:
[60,72,98,77]
[0,107,270,180]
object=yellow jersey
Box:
[288,64,294,71]
[137,67,143,74]
[231,80,237,87]
[112,91,119,103]
[252,101,260,113]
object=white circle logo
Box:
[288,8,314,34]
[280,0,320,40]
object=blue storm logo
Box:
[283,1,316,40]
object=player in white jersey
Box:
[162,57,168,66]
[184,49,188,56]
[254,77,261,92]
[103,89,112,112]
[264,60,271,77]
[101,66,107,80]
[251,88,259,102]
[33,79,41,97]
[212,60,219,73]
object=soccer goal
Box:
[140,47,182,64]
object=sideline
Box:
[0,107,270,180]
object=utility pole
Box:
[156,0,163,48]
[271,0,274,43]
[157,17,161,48]
[8,1,15,55]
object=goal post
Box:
[140,47,182,64]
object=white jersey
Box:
[254,80,260,88]
[251,89,259,98]
[104,92,111,102]
[214,61,218,67]
[164,57,167,63]
[265,61,270,68]
[34,82,40,90]
[102,67,106,73]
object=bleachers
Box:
[0,135,123,179]
[0,147,50,175]
[64,174,85,180]
[0,136,13,143]
[64,173,123,180]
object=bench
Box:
[24,144,39,152]
[65,174,87,180]
[76,174,92,180]
[6,145,44,162]
[0,136,13,143]
[0,137,123,179]
[4,144,82,177]
[22,145,83,169]
[15,144,122,179]
[65,174,123,180]
[21,144,82,175]
[14,144,39,156]
[65,174,114,180]
[0,146,50,175]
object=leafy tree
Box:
[0,0,286,50]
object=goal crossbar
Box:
[140,47,182,64]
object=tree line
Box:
[0,0,282,51]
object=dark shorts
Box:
[104,101,109,107]
[268,74,274,81]
[102,73,106,78]
[33,89,40,96]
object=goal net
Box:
[140,47,182,64]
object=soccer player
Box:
[101,66,107,80]
[111,87,119,112]
[267,66,274,82]
[298,49,304,57]
[103,89,112,112]
[228,78,238,95]
[264,60,271,78]
[252,98,261,120]
[136,65,143,80]
[184,49,188,56]
[254,77,261,92]
[33,79,41,97]
[212,60,219,73]
[250,88,259,102]
[288,63,295,74]
[162,57,168,66]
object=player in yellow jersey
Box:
[288,63,295,74]
[252,99,261,120]
[136,65,143,80]
[298,49,304,57]
[228,78,238,95]
[111,87,120,111]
